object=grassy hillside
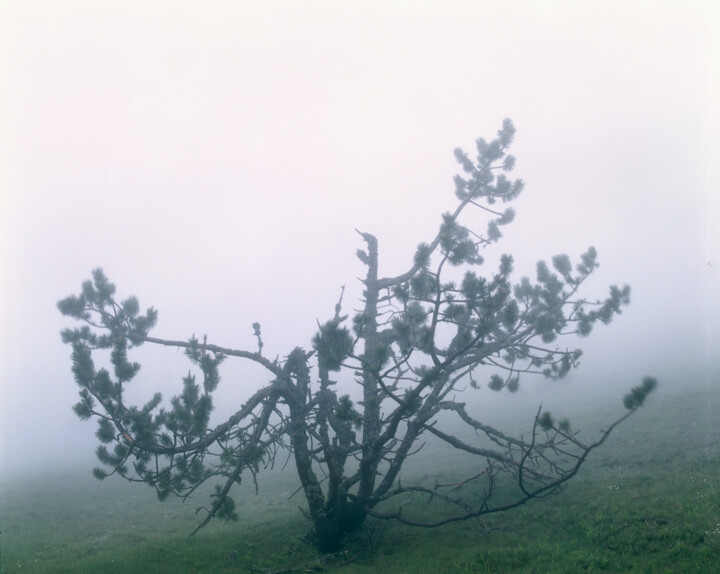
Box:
[2,383,718,573]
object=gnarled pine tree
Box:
[58,119,655,552]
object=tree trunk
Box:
[314,498,367,553]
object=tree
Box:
[58,119,656,553]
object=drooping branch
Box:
[362,390,652,528]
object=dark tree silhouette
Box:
[58,119,655,552]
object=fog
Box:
[1,2,718,482]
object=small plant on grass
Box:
[58,119,655,553]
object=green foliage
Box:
[111,338,141,382]
[487,220,501,241]
[499,253,514,275]
[72,389,95,420]
[502,300,519,329]
[453,119,524,205]
[313,320,354,371]
[366,341,392,371]
[155,470,173,501]
[461,271,487,301]
[58,268,158,348]
[392,300,428,355]
[334,394,363,428]
[419,366,442,386]
[352,311,368,337]
[439,213,483,265]
[577,246,599,275]
[71,341,95,387]
[401,388,423,415]
[623,377,658,410]
[165,373,214,439]
[211,485,238,522]
[410,270,436,299]
[488,374,504,391]
[538,411,555,431]
[552,253,573,282]
[92,467,107,480]
[414,242,432,268]
[185,336,225,394]
[96,418,116,443]
[497,207,515,225]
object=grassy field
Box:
[2,383,718,573]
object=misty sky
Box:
[1,1,718,479]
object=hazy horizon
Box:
[1,1,718,481]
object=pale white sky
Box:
[1,1,718,477]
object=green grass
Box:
[2,384,718,573]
